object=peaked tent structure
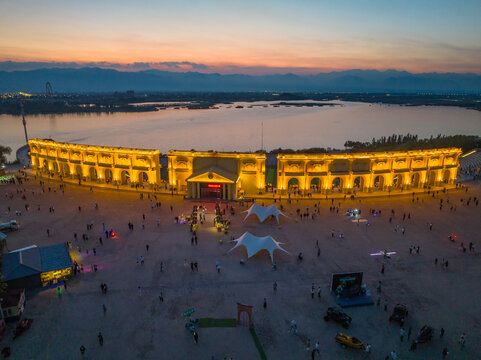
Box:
[243,203,286,223]
[228,232,289,263]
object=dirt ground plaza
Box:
[1,177,480,360]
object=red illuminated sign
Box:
[207,183,222,189]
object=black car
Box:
[324,307,352,328]
[416,325,434,343]
[389,304,408,325]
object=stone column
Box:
[222,184,226,199]
[197,183,200,199]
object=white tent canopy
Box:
[243,203,286,223]
[228,232,289,263]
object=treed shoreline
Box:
[1,92,480,115]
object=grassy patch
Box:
[199,318,237,328]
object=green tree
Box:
[0,145,12,165]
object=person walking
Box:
[440,327,445,338]
[407,326,412,340]
[159,292,164,302]
[409,340,417,351]
[98,332,104,346]
[442,347,448,358]
[384,299,388,311]
[317,286,322,298]
[263,298,267,309]
[80,345,86,356]
[193,331,199,344]
[273,281,277,291]
[400,327,406,342]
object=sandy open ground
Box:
[1,176,480,360]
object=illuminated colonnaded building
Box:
[28,139,461,198]
[29,139,161,186]
[277,148,462,195]
[167,150,266,200]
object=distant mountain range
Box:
[1,68,480,93]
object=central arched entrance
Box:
[332,177,343,191]
[288,178,299,191]
[89,167,98,181]
[310,177,321,192]
[138,172,149,185]
[353,176,364,191]
[373,175,384,190]
[443,170,451,183]
[121,170,130,185]
[104,169,113,183]
[52,162,59,175]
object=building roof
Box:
[39,244,73,273]
[1,247,42,281]
[277,148,462,160]
[186,166,238,183]
[1,243,72,282]
[168,149,266,159]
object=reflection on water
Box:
[0,101,480,161]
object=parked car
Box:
[389,304,408,325]
[335,332,365,349]
[324,307,352,328]
[416,325,434,343]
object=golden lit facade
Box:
[168,150,266,199]
[29,139,161,187]
[277,148,461,195]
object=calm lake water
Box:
[1,101,480,161]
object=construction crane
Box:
[45,81,53,97]
[20,102,29,144]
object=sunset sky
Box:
[1,0,480,74]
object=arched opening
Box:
[443,170,451,183]
[287,178,299,191]
[104,169,113,183]
[353,176,364,191]
[61,163,70,177]
[52,162,59,175]
[393,174,403,189]
[121,170,130,185]
[332,177,343,191]
[428,170,437,186]
[75,165,83,178]
[411,173,420,187]
[239,311,250,327]
[373,175,384,190]
[43,160,49,172]
[89,167,98,181]
[310,177,321,192]
[138,172,149,185]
